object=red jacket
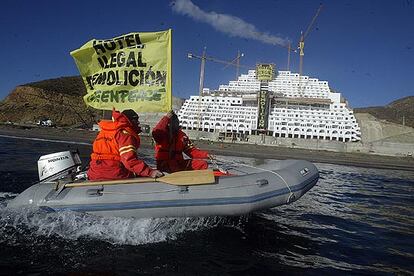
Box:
[87,110,153,181]
[152,116,209,163]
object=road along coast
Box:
[1,124,413,172]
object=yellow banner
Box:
[256,63,275,82]
[70,30,172,112]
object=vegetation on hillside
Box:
[0,76,100,127]
[25,76,86,96]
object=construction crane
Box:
[188,48,250,103]
[223,50,245,80]
[187,48,249,130]
[298,4,323,76]
[287,41,293,71]
[188,48,249,97]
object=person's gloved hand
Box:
[150,169,164,178]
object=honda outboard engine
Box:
[37,151,82,183]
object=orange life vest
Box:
[91,120,140,161]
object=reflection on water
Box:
[253,163,414,274]
[0,136,413,275]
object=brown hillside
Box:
[0,76,184,128]
[0,76,100,127]
[354,96,414,128]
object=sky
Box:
[0,0,413,108]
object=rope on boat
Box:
[212,157,295,203]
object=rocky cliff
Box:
[0,76,184,127]
[0,77,99,127]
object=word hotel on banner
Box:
[86,35,165,90]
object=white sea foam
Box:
[0,205,242,246]
[0,192,18,199]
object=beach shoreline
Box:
[1,124,413,172]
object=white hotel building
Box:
[177,70,361,142]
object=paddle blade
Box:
[158,170,215,185]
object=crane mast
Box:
[298,4,323,77]
[188,48,248,130]
[287,41,292,71]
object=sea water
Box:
[0,136,413,275]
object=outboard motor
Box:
[37,151,82,183]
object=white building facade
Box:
[178,70,361,142]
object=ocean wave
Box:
[0,192,19,199]
[0,206,244,246]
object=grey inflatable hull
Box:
[8,160,319,218]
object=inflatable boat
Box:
[8,151,319,218]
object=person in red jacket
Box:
[152,110,213,173]
[87,109,163,181]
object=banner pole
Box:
[169,29,173,111]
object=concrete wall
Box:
[183,113,414,157]
[141,109,413,157]
[354,113,414,156]
[356,113,414,143]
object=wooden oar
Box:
[64,169,216,188]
